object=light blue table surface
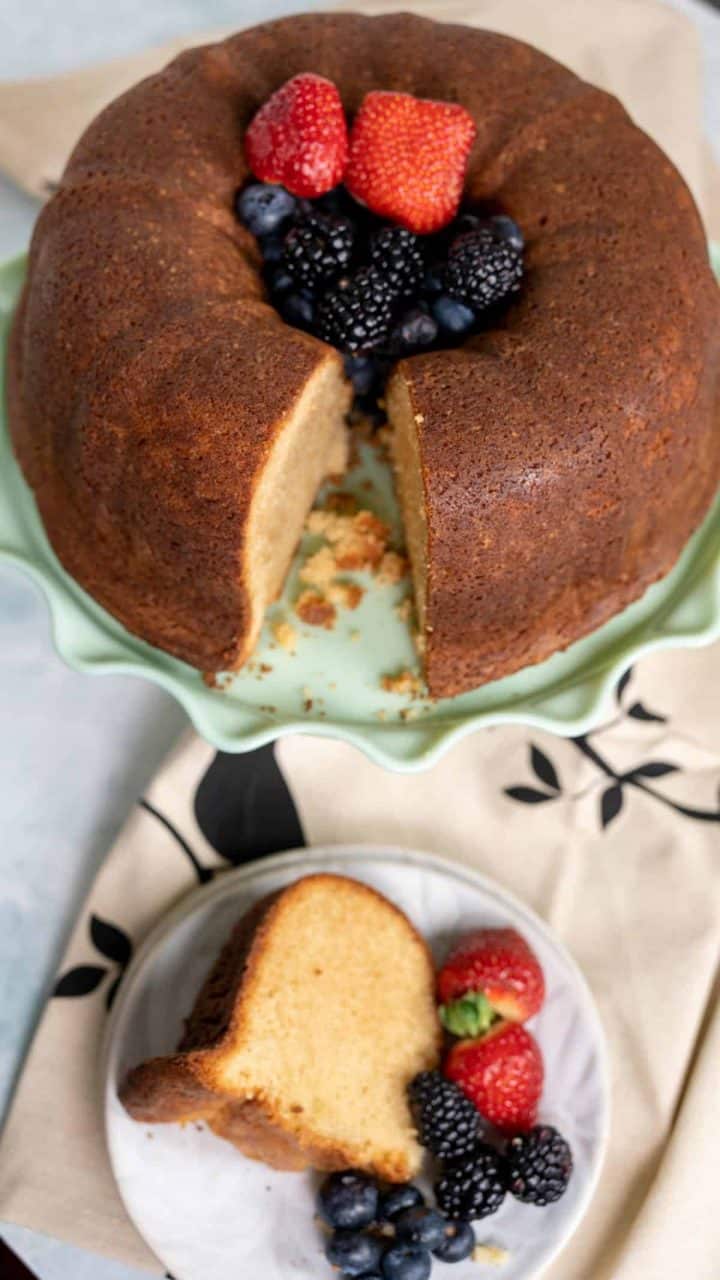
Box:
[1,1,719,1276]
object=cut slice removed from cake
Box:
[120,874,441,1180]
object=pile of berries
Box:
[318,1167,479,1279]
[317,1114,572,1278]
[236,184,523,404]
[236,71,524,412]
[409,1071,572,1222]
[312,923,574,1277]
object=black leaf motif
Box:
[90,915,132,967]
[105,973,123,1010]
[600,784,624,829]
[530,745,561,792]
[629,761,679,779]
[54,965,108,998]
[616,667,633,703]
[504,786,556,804]
[628,700,667,724]
[195,745,304,864]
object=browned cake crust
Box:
[7,12,720,688]
[120,875,441,1179]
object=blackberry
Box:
[435,1145,506,1221]
[408,1071,482,1161]
[283,211,355,291]
[505,1125,573,1206]
[369,227,425,299]
[445,226,523,311]
[318,266,395,353]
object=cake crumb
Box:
[472,1244,510,1267]
[395,597,415,624]
[259,662,272,674]
[400,706,421,721]
[414,412,425,425]
[381,668,424,698]
[295,590,337,630]
[259,704,277,714]
[327,580,364,610]
[350,630,361,642]
[299,545,338,590]
[272,619,297,653]
[376,550,409,585]
[413,629,427,656]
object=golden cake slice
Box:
[120,874,441,1180]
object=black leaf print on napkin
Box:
[504,744,563,805]
[627,701,667,723]
[194,744,304,865]
[90,915,132,967]
[504,667,720,831]
[628,761,679,779]
[600,784,624,829]
[54,913,133,1009]
[504,784,556,804]
[616,662,666,723]
[54,965,108,998]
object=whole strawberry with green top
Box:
[437,927,545,1037]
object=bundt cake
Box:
[120,874,441,1178]
[7,12,720,696]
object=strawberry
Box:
[438,927,545,1029]
[444,1023,544,1135]
[345,91,476,234]
[244,73,349,198]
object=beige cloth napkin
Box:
[1,2,719,1277]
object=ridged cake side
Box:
[7,12,720,687]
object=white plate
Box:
[104,846,610,1280]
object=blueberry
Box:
[267,266,294,296]
[325,1229,384,1277]
[318,1170,379,1231]
[421,266,445,298]
[394,306,438,351]
[395,1207,447,1251]
[489,214,524,253]
[259,233,286,264]
[280,292,316,329]
[378,1184,425,1223]
[431,295,476,336]
[235,183,297,236]
[433,1220,476,1263]
[344,354,380,398]
[381,1244,432,1280]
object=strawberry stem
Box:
[439,991,499,1038]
